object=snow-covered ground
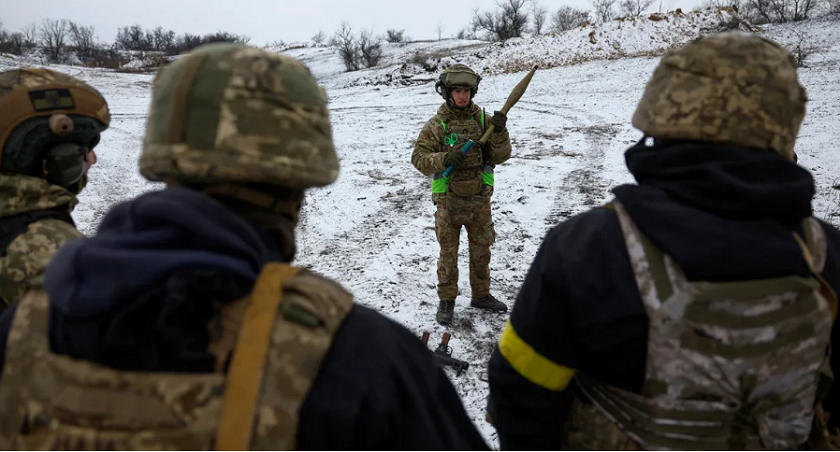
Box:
[1,12,838,448]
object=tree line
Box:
[0,19,249,66]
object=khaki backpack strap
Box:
[215,263,301,451]
[793,228,838,321]
[803,217,829,273]
[612,200,675,312]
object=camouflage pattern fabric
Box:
[413,102,509,301]
[0,266,353,450]
[139,43,339,189]
[564,200,834,450]
[562,397,641,451]
[435,190,496,300]
[632,32,806,160]
[0,174,80,308]
[412,102,511,179]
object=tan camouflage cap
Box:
[632,32,806,160]
[0,68,110,166]
[139,43,338,188]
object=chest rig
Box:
[432,108,493,198]
[0,263,354,450]
[564,200,836,450]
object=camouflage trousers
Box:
[434,191,496,300]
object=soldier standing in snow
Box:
[0,44,489,450]
[487,32,840,449]
[0,69,107,311]
[412,64,512,325]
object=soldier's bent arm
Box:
[487,226,580,450]
[411,119,447,176]
[485,113,512,165]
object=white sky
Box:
[3,0,703,46]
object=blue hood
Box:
[44,186,284,317]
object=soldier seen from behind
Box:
[412,64,513,325]
[0,44,489,450]
[487,32,840,450]
[0,69,107,313]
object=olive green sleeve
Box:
[411,119,447,176]
[486,113,512,165]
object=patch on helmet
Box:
[28,88,75,111]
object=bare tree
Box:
[385,29,406,43]
[790,29,817,67]
[0,22,25,56]
[68,22,96,62]
[620,0,655,16]
[203,30,250,44]
[116,24,150,50]
[330,22,360,72]
[744,0,775,22]
[455,27,478,39]
[312,30,326,46]
[40,19,70,62]
[531,0,549,34]
[21,23,38,51]
[773,0,817,20]
[592,0,618,21]
[436,23,445,40]
[359,29,383,67]
[472,0,530,41]
[151,26,175,51]
[552,6,591,32]
[741,0,817,22]
[172,32,203,54]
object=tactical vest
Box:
[431,111,495,196]
[0,263,353,450]
[563,200,837,450]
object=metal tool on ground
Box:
[441,65,539,178]
[421,331,470,376]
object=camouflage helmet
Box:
[632,32,806,160]
[0,68,109,185]
[139,43,338,188]
[435,64,482,100]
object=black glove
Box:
[490,111,507,132]
[444,150,467,168]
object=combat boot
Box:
[471,294,508,313]
[437,299,455,325]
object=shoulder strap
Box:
[435,115,446,134]
[794,220,837,321]
[0,208,75,256]
[216,263,301,451]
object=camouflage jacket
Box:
[0,174,81,308]
[411,102,512,177]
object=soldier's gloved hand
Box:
[491,111,507,132]
[444,150,467,168]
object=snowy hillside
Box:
[1,12,839,449]
[283,6,752,88]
